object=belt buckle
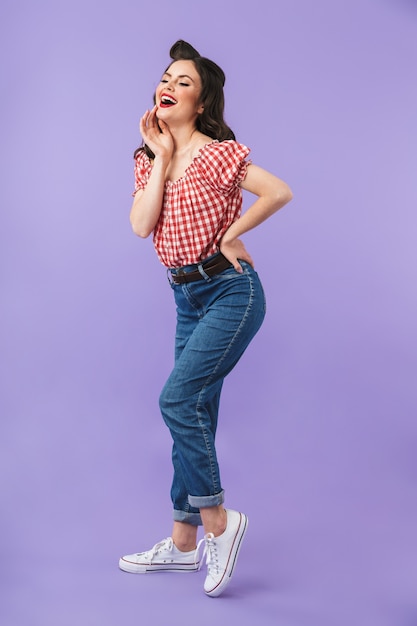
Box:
[176,268,186,283]
[168,267,186,286]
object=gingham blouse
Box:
[133,140,251,268]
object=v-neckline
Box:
[164,140,218,185]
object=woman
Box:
[119,40,293,597]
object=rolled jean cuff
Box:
[188,490,225,509]
[173,509,202,526]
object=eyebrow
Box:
[163,71,195,83]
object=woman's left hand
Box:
[219,237,254,274]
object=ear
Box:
[197,103,204,114]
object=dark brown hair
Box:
[135,40,235,159]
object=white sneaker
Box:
[119,537,200,573]
[200,509,248,597]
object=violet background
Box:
[1,0,416,625]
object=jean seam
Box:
[182,283,206,317]
[195,271,255,495]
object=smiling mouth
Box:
[159,94,177,108]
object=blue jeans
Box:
[159,254,266,526]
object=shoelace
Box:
[195,533,219,574]
[141,537,174,562]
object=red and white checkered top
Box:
[133,140,251,268]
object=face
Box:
[155,60,204,125]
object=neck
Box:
[167,122,199,154]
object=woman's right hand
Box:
[139,105,173,161]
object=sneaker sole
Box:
[119,558,200,574]
[204,512,248,597]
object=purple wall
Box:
[1,1,416,625]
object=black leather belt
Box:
[170,253,232,284]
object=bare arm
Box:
[130,157,169,237]
[130,106,173,238]
[220,164,293,272]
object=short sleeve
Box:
[132,149,152,195]
[195,140,251,195]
